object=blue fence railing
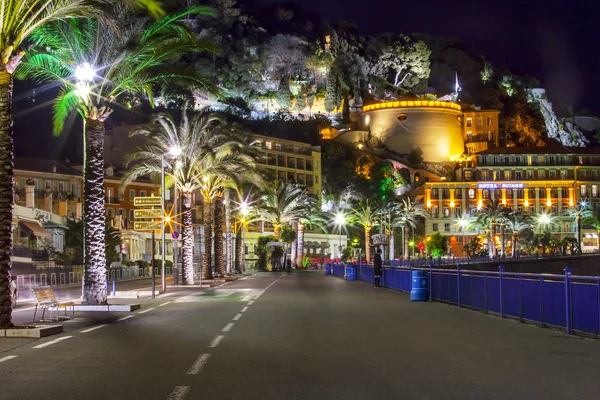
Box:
[330,262,600,337]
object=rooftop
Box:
[476,146,600,156]
[15,158,82,177]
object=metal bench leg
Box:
[33,304,38,321]
[41,307,46,321]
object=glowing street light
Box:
[169,145,182,157]
[75,62,95,82]
[334,212,346,259]
[240,201,249,217]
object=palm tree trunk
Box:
[511,233,517,258]
[365,227,371,262]
[82,118,107,305]
[297,224,305,265]
[0,69,14,328]
[181,191,194,285]
[224,191,232,274]
[274,225,281,239]
[202,200,213,279]
[404,226,410,259]
[291,221,298,266]
[214,197,224,277]
[500,224,505,258]
[389,228,395,261]
[235,224,243,273]
[576,216,581,255]
[490,222,497,259]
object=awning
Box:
[19,221,51,238]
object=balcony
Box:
[32,248,50,261]
[14,245,32,258]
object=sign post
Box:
[134,196,163,298]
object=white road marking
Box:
[33,336,73,349]
[222,323,234,332]
[247,301,254,306]
[159,301,173,307]
[167,386,190,400]
[186,353,211,374]
[138,307,156,314]
[241,306,249,312]
[233,313,242,321]
[116,315,135,322]
[0,355,18,364]
[81,324,107,333]
[208,335,225,348]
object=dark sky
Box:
[266,0,600,115]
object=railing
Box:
[344,263,600,337]
[13,245,32,258]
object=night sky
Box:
[13,0,600,161]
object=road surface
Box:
[1,272,599,399]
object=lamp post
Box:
[240,201,249,272]
[161,146,182,292]
[335,212,345,260]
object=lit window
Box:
[487,117,493,126]
[476,117,483,127]
[275,143,282,151]
[466,118,472,127]
[581,185,587,196]
[527,156,532,166]
[444,223,450,232]
[432,206,439,218]
[266,141,272,150]
[443,207,450,217]
[482,190,490,199]
[468,189,475,199]
[593,185,598,197]
[504,170,511,180]
[538,170,545,179]
[129,189,135,201]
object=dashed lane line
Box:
[0,355,18,364]
[241,306,249,312]
[208,335,224,348]
[116,315,135,322]
[81,324,107,333]
[222,323,234,332]
[138,307,156,314]
[232,313,242,321]
[33,336,73,349]
[186,353,211,375]
[159,301,173,307]
[247,301,254,306]
[166,386,190,400]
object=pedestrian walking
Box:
[374,248,383,288]
[286,258,292,275]
[9,276,17,308]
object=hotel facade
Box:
[424,147,600,255]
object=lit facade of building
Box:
[423,147,600,255]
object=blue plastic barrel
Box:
[410,270,428,301]
[324,263,331,276]
[345,265,357,281]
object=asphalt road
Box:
[1,272,600,400]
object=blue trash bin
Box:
[345,265,357,281]
[325,263,331,276]
[410,270,428,301]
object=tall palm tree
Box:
[349,200,377,262]
[474,199,508,259]
[394,198,429,259]
[123,110,218,285]
[0,0,114,327]
[259,181,311,239]
[17,7,218,303]
[504,211,533,258]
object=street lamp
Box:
[75,62,95,82]
[161,145,181,292]
[334,212,346,259]
[239,200,249,272]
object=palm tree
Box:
[564,202,593,254]
[474,200,508,259]
[504,211,533,258]
[258,181,312,240]
[394,198,429,259]
[296,202,328,266]
[349,200,377,262]
[0,0,116,327]
[17,7,218,303]
[123,110,214,285]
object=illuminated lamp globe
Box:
[75,62,95,82]
[334,212,345,225]
[169,146,182,157]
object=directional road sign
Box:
[134,209,162,219]
[134,196,162,207]
[134,221,161,231]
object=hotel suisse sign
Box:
[476,183,524,190]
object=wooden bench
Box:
[31,287,75,321]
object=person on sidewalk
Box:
[286,258,292,275]
[374,248,383,288]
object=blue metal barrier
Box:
[332,263,345,278]
[349,264,600,337]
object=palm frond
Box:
[52,86,81,135]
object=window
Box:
[287,171,295,183]
[515,170,522,179]
[468,189,476,199]
[432,223,439,232]
[129,210,134,222]
[296,174,305,185]
[504,170,511,180]
[140,190,146,197]
[527,156,532,166]
[539,188,546,198]
[527,170,534,180]
[444,223,450,232]
[464,171,472,181]
[493,170,499,181]
[106,208,114,220]
[432,189,438,197]
[538,170,545,179]
[119,189,124,201]
[107,188,114,202]
[306,159,313,171]
[482,189,490,199]
[442,189,449,199]
[551,188,558,198]
[529,188,536,199]
[581,185,587,197]
[506,189,513,199]
[265,141,272,150]
[455,206,462,217]
[476,117,483,127]
[481,170,489,180]
[529,205,535,214]
[466,118,472,127]
[579,156,583,165]
[593,185,598,198]
[297,158,305,170]
[58,182,65,192]
[128,189,135,200]
[487,117,493,126]
[268,154,276,166]
[549,170,556,179]
[562,188,569,198]
[560,170,567,180]
[275,143,281,151]
[552,205,558,214]
[278,170,286,181]
[306,175,313,187]
[517,189,524,199]
[432,206,439,218]
[287,157,295,169]
[466,131,472,140]
[443,207,450,217]
[454,188,462,199]
[277,155,285,166]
